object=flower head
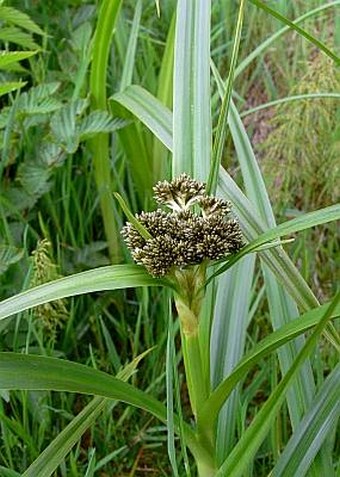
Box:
[122,174,244,277]
[153,173,206,211]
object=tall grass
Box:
[0,1,339,475]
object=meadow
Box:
[0,1,339,476]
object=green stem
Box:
[89,0,123,263]
[181,326,207,418]
[197,459,216,477]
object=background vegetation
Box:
[0,0,339,475]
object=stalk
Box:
[173,265,215,460]
[89,0,123,263]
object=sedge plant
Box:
[0,1,340,476]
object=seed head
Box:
[122,175,244,277]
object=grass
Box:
[0,0,339,475]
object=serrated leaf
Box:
[0,245,24,275]
[17,162,51,197]
[0,50,39,68]
[0,26,40,50]
[0,81,26,97]
[50,100,88,153]
[0,6,45,36]
[78,111,127,140]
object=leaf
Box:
[240,93,340,118]
[22,349,153,477]
[22,397,106,477]
[248,0,339,65]
[0,245,24,275]
[211,255,256,463]
[272,365,340,477]
[18,82,62,115]
[215,294,340,477]
[114,192,152,240]
[0,81,26,97]
[0,26,40,50]
[0,353,200,459]
[0,50,39,68]
[207,0,245,195]
[173,0,211,181]
[78,111,127,140]
[50,99,88,153]
[119,0,142,91]
[0,264,170,322]
[208,203,340,283]
[0,467,21,477]
[235,2,340,77]
[17,162,52,198]
[0,6,45,35]
[112,85,173,151]
[198,299,340,433]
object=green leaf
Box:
[0,353,167,421]
[207,0,245,195]
[0,6,45,35]
[0,353,201,462]
[211,255,256,464]
[119,0,142,91]
[22,397,106,477]
[50,99,88,153]
[0,264,169,321]
[208,203,340,283]
[0,50,39,68]
[235,2,340,77]
[0,26,40,50]
[0,467,21,477]
[18,82,61,115]
[112,85,173,151]
[78,111,127,140]
[173,0,211,181]
[198,300,340,433]
[0,81,26,97]
[0,245,24,275]
[240,93,340,118]
[272,365,340,477]
[22,349,153,477]
[248,0,339,65]
[215,294,340,477]
[114,192,152,240]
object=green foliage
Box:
[0,1,339,476]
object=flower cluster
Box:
[122,174,244,277]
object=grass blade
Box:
[211,255,256,464]
[112,85,173,151]
[198,299,340,433]
[89,0,123,262]
[248,0,339,65]
[207,0,245,195]
[173,0,211,180]
[22,397,106,477]
[272,365,340,477]
[0,265,169,321]
[215,294,340,476]
[235,2,340,77]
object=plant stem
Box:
[196,459,216,477]
[89,0,123,263]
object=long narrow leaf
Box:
[248,0,339,64]
[198,300,340,432]
[272,365,340,477]
[235,2,340,77]
[173,0,211,180]
[0,265,169,321]
[215,294,340,476]
[207,0,245,194]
